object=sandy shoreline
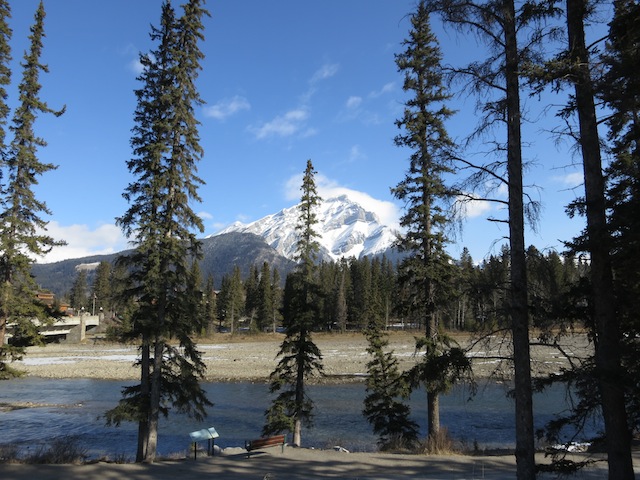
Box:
[15,331,594,382]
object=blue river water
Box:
[0,378,599,459]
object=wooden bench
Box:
[245,434,286,457]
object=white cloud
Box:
[346,96,363,109]
[555,171,583,188]
[252,64,336,140]
[338,95,383,125]
[204,95,251,120]
[252,109,309,139]
[369,82,395,98]
[121,44,144,75]
[35,222,128,264]
[284,173,304,201]
[349,145,366,162]
[284,173,401,229]
[300,127,318,138]
[454,194,493,219]
[310,63,339,84]
[129,57,144,75]
[300,63,340,104]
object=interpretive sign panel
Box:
[189,427,219,442]
[189,426,219,460]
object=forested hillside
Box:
[33,240,586,338]
[31,232,295,298]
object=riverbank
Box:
[5,333,638,479]
[15,331,593,382]
[0,445,628,479]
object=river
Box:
[0,378,598,459]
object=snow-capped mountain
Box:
[215,194,399,262]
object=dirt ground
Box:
[0,446,634,480]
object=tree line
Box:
[63,243,583,337]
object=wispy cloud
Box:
[204,95,251,120]
[121,44,144,75]
[300,62,340,105]
[349,145,366,162]
[35,222,128,264]
[310,63,339,84]
[337,82,394,125]
[346,96,363,109]
[369,82,395,98]
[253,63,338,141]
[251,108,309,140]
[129,57,144,75]
[554,171,583,188]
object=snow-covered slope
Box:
[215,194,398,262]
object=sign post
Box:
[189,426,220,460]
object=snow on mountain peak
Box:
[215,194,398,262]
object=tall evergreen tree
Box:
[202,274,216,335]
[0,1,64,371]
[91,261,112,315]
[109,259,136,328]
[453,248,476,330]
[348,256,372,330]
[563,1,634,476]
[391,1,470,445]
[425,0,557,474]
[216,266,244,334]
[601,0,640,436]
[264,159,324,447]
[334,267,348,333]
[525,1,635,476]
[256,262,273,332]
[0,0,9,158]
[379,256,396,329]
[363,326,419,451]
[270,267,283,332]
[69,269,88,312]
[105,0,211,463]
[244,264,260,330]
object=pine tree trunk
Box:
[144,338,164,462]
[293,418,302,447]
[136,338,151,463]
[504,1,535,478]
[1,276,12,348]
[566,0,634,477]
[293,331,306,447]
[428,390,440,438]
[230,304,235,335]
[426,302,440,438]
[0,315,6,348]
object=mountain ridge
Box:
[215,193,398,262]
[32,194,401,297]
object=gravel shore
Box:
[15,331,594,382]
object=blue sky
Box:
[7,0,592,264]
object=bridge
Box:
[6,314,101,344]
